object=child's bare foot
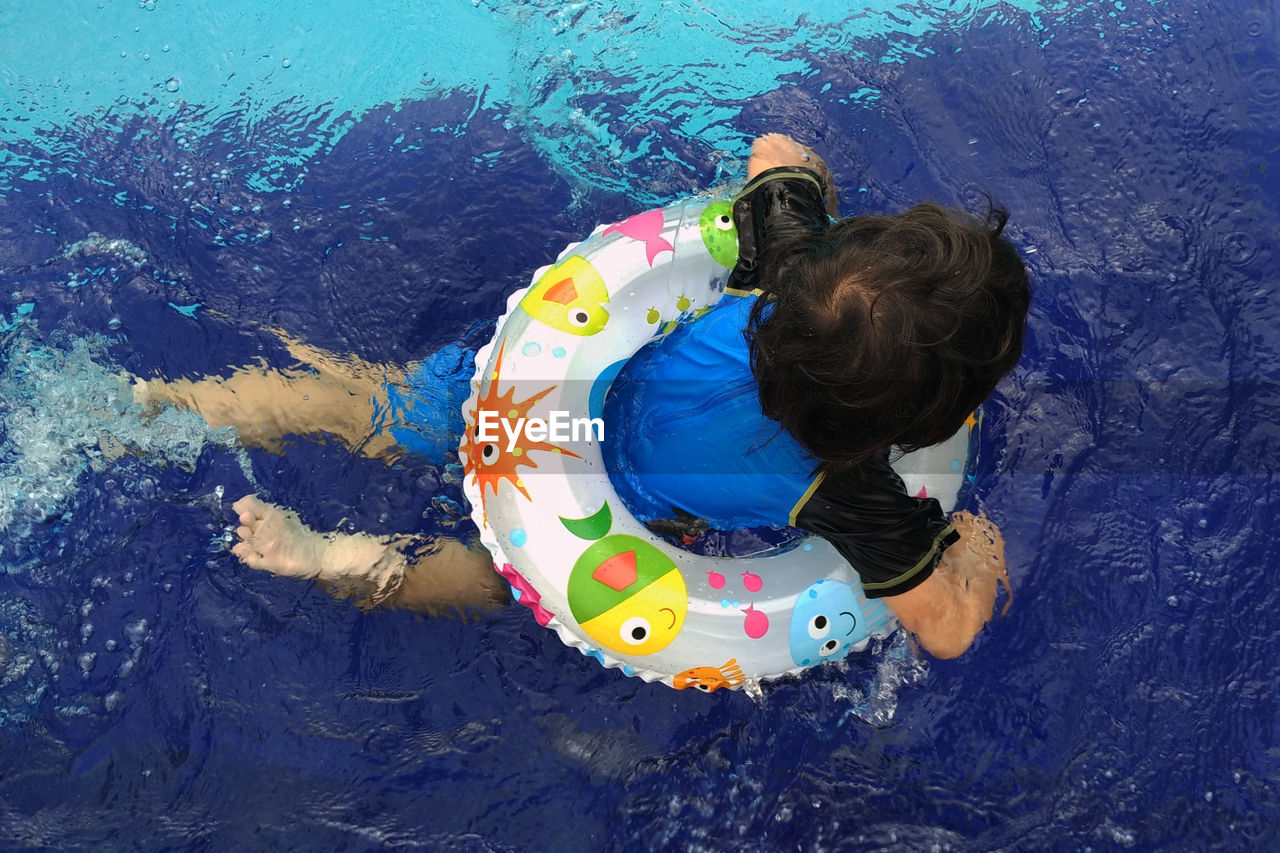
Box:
[230,495,330,578]
[231,494,409,607]
[131,376,167,415]
[227,495,507,615]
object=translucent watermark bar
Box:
[451,376,1280,476]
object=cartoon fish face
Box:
[460,339,580,513]
[520,254,610,335]
[789,579,869,667]
[673,658,745,693]
[699,201,738,269]
[568,534,687,655]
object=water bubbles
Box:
[1247,66,1280,109]
[1167,596,1179,608]
[106,317,123,331]
[1109,827,1136,846]
[78,652,96,674]
[104,639,119,652]
[1222,231,1259,268]
[104,691,124,711]
[165,77,181,93]
[124,618,149,646]
[281,58,292,69]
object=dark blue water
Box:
[3,0,1278,848]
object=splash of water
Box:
[0,326,246,552]
[831,631,930,727]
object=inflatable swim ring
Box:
[460,196,975,693]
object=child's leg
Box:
[133,330,406,459]
[231,495,509,617]
[136,368,401,458]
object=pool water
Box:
[2,0,1278,848]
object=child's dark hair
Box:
[746,201,1030,472]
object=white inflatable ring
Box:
[460,196,973,693]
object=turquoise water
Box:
[3,0,1137,199]
[3,0,1280,848]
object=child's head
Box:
[747,202,1030,472]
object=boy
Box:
[154,133,1028,658]
[601,133,1028,658]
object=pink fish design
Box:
[742,603,770,639]
[603,209,674,267]
[496,562,553,626]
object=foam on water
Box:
[0,325,247,555]
[0,321,259,730]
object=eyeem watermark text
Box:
[476,410,604,452]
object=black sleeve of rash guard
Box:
[725,166,831,296]
[793,451,960,599]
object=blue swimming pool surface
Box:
[2,0,1278,849]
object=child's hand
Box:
[747,133,814,177]
[747,133,839,216]
[884,511,1011,659]
[938,510,1012,617]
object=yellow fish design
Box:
[521,255,610,336]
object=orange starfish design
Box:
[461,338,582,517]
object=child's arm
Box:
[746,133,839,216]
[793,460,1009,659]
[882,511,1010,659]
[725,139,836,296]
